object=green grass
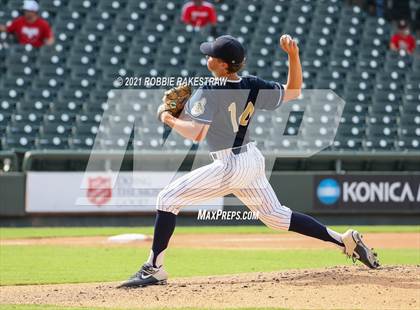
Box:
[1,225,419,239]
[1,245,418,286]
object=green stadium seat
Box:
[68,134,96,150]
[50,99,83,113]
[2,133,36,151]
[104,33,132,48]
[68,0,98,14]
[16,100,50,113]
[333,137,364,150]
[70,66,101,82]
[400,113,420,126]
[35,135,68,150]
[0,98,15,112]
[6,121,39,136]
[82,14,114,35]
[76,112,102,125]
[337,123,365,138]
[97,0,128,13]
[113,19,143,35]
[126,0,155,13]
[399,124,420,138]
[364,137,395,150]
[0,88,24,101]
[397,137,420,150]
[368,124,397,138]
[343,101,369,116]
[64,78,96,92]
[368,114,397,126]
[42,115,75,135]
[39,122,72,136]
[56,88,89,103]
[401,102,420,115]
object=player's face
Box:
[206,56,228,77]
[24,11,38,21]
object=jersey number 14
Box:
[228,102,255,133]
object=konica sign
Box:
[314,175,420,210]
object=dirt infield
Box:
[1,265,419,309]
[2,232,419,249]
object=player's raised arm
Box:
[279,34,302,103]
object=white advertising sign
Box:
[26,172,223,213]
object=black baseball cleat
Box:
[117,263,168,288]
[342,230,380,269]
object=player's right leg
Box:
[118,159,235,288]
[234,175,379,269]
[288,212,379,268]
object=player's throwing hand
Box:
[280,34,299,57]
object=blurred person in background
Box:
[0,0,54,47]
[390,20,416,55]
[181,0,218,36]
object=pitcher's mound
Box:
[1,265,419,309]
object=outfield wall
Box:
[1,150,419,225]
[1,171,419,226]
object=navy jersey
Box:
[185,75,284,152]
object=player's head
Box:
[22,0,39,21]
[193,0,203,5]
[200,35,246,77]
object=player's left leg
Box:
[234,175,379,268]
[147,160,234,267]
[118,159,236,288]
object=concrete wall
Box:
[0,173,25,216]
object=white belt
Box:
[210,142,254,160]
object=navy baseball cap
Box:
[200,35,246,64]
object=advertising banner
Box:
[314,174,420,210]
[26,172,223,213]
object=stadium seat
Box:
[2,133,36,151]
[0,0,418,152]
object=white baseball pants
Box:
[156,143,292,231]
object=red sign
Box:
[87,177,112,206]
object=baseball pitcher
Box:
[118,34,379,288]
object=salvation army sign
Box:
[87,176,112,206]
[26,172,223,213]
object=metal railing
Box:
[0,151,19,172]
[19,150,420,172]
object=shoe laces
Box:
[133,263,155,277]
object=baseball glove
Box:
[157,84,192,121]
